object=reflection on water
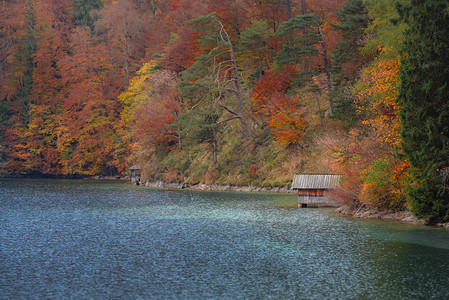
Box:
[1,179,449,299]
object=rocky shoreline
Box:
[335,206,449,229]
[141,180,293,194]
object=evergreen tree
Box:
[332,0,369,81]
[72,0,103,29]
[181,13,250,137]
[10,1,37,125]
[0,101,8,145]
[398,0,449,222]
[239,20,274,79]
[331,0,369,125]
[276,14,321,68]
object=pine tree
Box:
[239,20,274,79]
[276,14,321,68]
[3,1,37,173]
[398,0,449,222]
[332,0,369,81]
[331,0,369,125]
[9,0,36,125]
[182,13,250,137]
[72,0,103,29]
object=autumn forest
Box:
[0,0,448,222]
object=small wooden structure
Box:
[292,174,340,207]
[129,164,141,184]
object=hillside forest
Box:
[1,0,448,222]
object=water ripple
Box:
[1,179,449,299]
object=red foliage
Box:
[160,27,200,73]
[252,68,294,116]
[58,27,122,175]
[252,67,306,145]
[134,70,182,153]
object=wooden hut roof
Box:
[128,164,141,170]
[292,174,340,190]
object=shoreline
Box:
[142,180,449,229]
[140,179,449,229]
[335,206,449,230]
[141,180,293,194]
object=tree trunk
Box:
[218,20,249,137]
[286,0,293,19]
[230,44,249,136]
[150,0,157,15]
[301,0,307,15]
[318,25,334,115]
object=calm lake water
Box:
[1,179,449,299]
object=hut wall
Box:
[298,194,326,204]
[297,189,324,196]
[131,170,141,183]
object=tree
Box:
[2,0,75,174]
[72,0,103,29]
[276,13,336,114]
[2,1,37,173]
[242,0,289,32]
[3,0,36,124]
[133,68,181,153]
[182,13,250,137]
[252,67,306,146]
[160,27,200,73]
[239,19,274,78]
[276,14,321,67]
[331,0,370,124]
[95,0,149,82]
[22,0,75,174]
[398,0,449,222]
[354,54,407,210]
[58,26,122,175]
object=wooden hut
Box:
[292,174,341,207]
[129,164,141,184]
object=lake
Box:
[1,179,449,299]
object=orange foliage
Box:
[355,54,401,148]
[58,27,121,175]
[252,67,294,115]
[334,50,408,209]
[4,0,75,175]
[265,92,306,145]
[252,67,306,145]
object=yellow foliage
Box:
[354,50,401,149]
[119,60,157,124]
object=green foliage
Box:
[398,0,449,222]
[178,54,216,105]
[331,0,369,125]
[187,13,221,50]
[239,20,274,77]
[361,160,406,210]
[0,102,9,144]
[332,0,370,78]
[10,0,36,119]
[72,0,103,29]
[240,20,273,51]
[276,14,321,66]
[171,104,220,150]
[363,0,409,57]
